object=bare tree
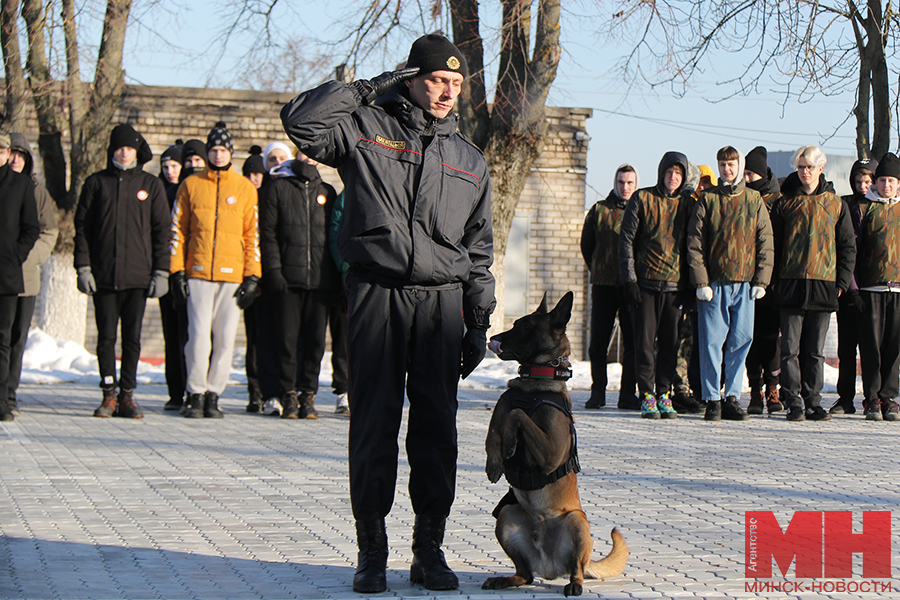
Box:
[243,37,335,93]
[609,0,897,158]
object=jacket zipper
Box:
[211,171,220,277]
[305,180,311,288]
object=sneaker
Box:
[585,392,606,409]
[722,396,750,421]
[617,394,642,410]
[263,397,283,416]
[656,391,678,419]
[672,392,705,414]
[704,400,722,422]
[335,393,350,415]
[829,398,856,415]
[866,399,884,421]
[640,393,660,419]
[747,387,764,415]
[765,385,784,413]
[786,406,806,422]
[806,406,832,422]
[882,400,900,422]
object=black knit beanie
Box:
[161,139,183,164]
[206,121,234,154]
[745,146,767,178]
[181,139,208,166]
[406,34,468,79]
[242,146,266,176]
[109,124,142,152]
[875,152,900,179]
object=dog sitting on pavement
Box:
[483,291,628,596]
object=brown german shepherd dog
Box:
[483,291,628,596]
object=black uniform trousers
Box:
[277,288,329,394]
[835,293,859,401]
[0,295,18,411]
[346,273,463,520]
[253,292,281,399]
[7,295,36,402]
[745,301,781,388]
[243,306,259,394]
[159,292,188,402]
[93,288,147,391]
[779,308,830,409]
[632,289,681,396]
[589,284,635,399]
[857,291,900,404]
[328,293,349,395]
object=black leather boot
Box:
[410,515,458,590]
[184,393,204,419]
[353,518,387,593]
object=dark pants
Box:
[244,305,259,394]
[0,295,18,410]
[253,292,281,399]
[7,295,36,402]
[278,288,329,394]
[745,302,781,388]
[589,284,635,399]
[346,273,463,519]
[631,289,681,396]
[857,292,900,404]
[159,292,188,402]
[328,294,349,395]
[93,289,147,391]
[779,308,830,409]
[836,294,859,401]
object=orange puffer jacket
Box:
[170,167,261,282]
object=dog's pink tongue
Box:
[488,340,502,355]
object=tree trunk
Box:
[0,0,27,131]
[867,0,890,158]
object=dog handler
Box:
[281,34,495,593]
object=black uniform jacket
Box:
[0,164,40,295]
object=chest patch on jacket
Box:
[375,135,406,150]
[137,190,148,201]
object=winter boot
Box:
[765,385,784,413]
[0,398,14,422]
[246,386,264,413]
[116,389,143,419]
[281,391,300,419]
[93,388,118,418]
[163,395,183,411]
[204,392,224,418]
[410,515,458,590]
[747,386,764,415]
[722,396,750,421]
[353,518,388,593]
[184,393,205,419]
[298,392,319,420]
[585,391,605,409]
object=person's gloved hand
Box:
[460,328,488,379]
[696,286,714,302]
[234,275,260,310]
[750,286,766,300]
[846,289,866,313]
[265,268,287,295]
[170,271,189,310]
[349,67,421,105]
[76,267,96,296]
[146,270,169,299]
[624,282,642,306]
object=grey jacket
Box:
[21,184,59,296]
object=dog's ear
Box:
[537,291,549,314]
[549,291,574,330]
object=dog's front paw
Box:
[564,581,583,596]
[486,459,503,483]
[502,434,518,459]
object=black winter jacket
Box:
[0,164,40,295]
[74,154,170,291]
[281,81,495,327]
[260,160,338,290]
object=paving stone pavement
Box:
[1,383,898,599]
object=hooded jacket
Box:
[770,171,856,310]
[687,150,774,287]
[9,133,59,297]
[73,129,170,290]
[843,158,878,211]
[260,160,339,289]
[618,151,691,292]
[281,80,495,326]
[851,186,900,289]
[581,164,639,286]
[0,163,39,295]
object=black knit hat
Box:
[406,34,468,79]
[109,124,142,152]
[206,121,233,154]
[875,152,900,179]
[242,145,266,176]
[161,139,183,164]
[181,139,208,166]
[745,146,767,177]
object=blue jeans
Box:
[698,282,755,400]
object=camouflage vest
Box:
[589,200,626,286]
[777,191,842,281]
[699,188,764,283]
[857,201,900,286]
[633,189,688,283]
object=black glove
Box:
[461,328,488,379]
[349,67,420,105]
[846,289,866,314]
[624,282,643,306]
[265,268,287,295]
[170,271,189,310]
[234,275,260,310]
[146,270,169,299]
[76,267,96,296]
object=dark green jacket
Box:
[581,191,627,286]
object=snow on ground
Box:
[20,327,846,393]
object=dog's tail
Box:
[583,527,629,580]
